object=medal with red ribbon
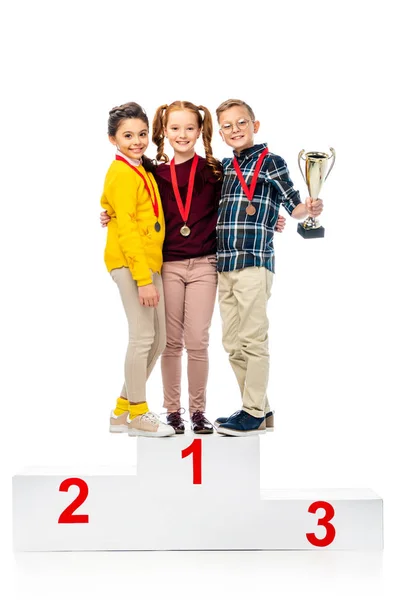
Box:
[233,148,269,215]
[116,155,161,231]
[170,154,199,237]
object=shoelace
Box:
[167,411,185,427]
[191,411,212,425]
[236,412,247,424]
[138,411,161,425]
[227,410,242,421]
[192,411,218,432]
[162,408,187,426]
[232,411,264,425]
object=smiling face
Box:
[164,109,201,160]
[218,105,260,154]
[109,118,149,161]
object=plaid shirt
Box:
[217,143,301,273]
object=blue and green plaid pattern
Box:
[217,143,301,273]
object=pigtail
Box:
[198,105,223,181]
[152,104,170,163]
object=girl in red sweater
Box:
[152,101,222,434]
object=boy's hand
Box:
[275,215,286,233]
[100,210,111,227]
[305,197,323,217]
[139,283,160,308]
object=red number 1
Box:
[306,500,335,547]
[181,439,202,484]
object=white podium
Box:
[13,434,383,551]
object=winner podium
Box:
[13,434,383,551]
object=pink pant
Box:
[161,255,218,415]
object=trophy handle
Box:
[325,147,336,181]
[297,149,307,186]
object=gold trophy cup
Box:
[297,148,335,238]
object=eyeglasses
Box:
[219,118,253,134]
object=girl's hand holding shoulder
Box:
[139,283,160,307]
[100,210,111,227]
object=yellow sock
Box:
[114,397,129,416]
[129,401,149,419]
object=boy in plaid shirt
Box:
[214,99,323,436]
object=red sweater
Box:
[155,156,221,262]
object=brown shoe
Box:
[191,411,214,434]
[167,411,185,434]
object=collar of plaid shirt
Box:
[232,142,268,161]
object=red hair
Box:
[152,101,222,180]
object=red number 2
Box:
[58,477,89,523]
[306,500,335,547]
[181,439,202,484]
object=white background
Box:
[1,0,399,598]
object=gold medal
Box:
[171,155,198,241]
[180,225,191,237]
[246,203,256,216]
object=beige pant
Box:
[161,255,218,414]
[218,266,273,418]
[110,267,166,404]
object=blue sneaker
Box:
[215,411,274,432]
[217,410,267,436]
[214,410,241,428]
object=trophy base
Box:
[297,223,325,239]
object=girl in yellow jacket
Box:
[101,102,174,437]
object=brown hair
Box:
[215,99,256,123]
[152,101,222,180]
[108,101,156,174]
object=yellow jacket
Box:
[101,159,165,286]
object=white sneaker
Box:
[109,410,129,433]
[127,412,175,437]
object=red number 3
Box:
[58,477,89,523]
[306,500,335,547]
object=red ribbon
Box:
[170,154,199,224]
[116,155,159,219]
[232,148,269,202]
